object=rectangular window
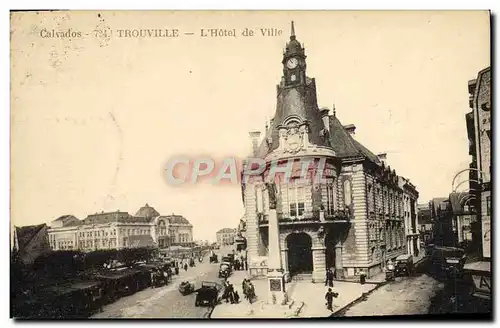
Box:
[288,185,306,218]
[486,196,491,216]
[326,185,335,215]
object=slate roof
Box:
[255,112,381,165]
[217,228,236,234]
[65,211,154,227]
[135,203,160,218]
[164,215,191,225]
[54,215,78,223]
[15,224,47,251]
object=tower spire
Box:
[290,21,296,40]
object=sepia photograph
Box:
[9,10,492,319]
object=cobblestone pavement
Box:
[92,255,223,318]
[340,274,444,317]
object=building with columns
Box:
[241,23,419,282]
[47,204,193,251]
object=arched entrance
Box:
[286,232,313,274]
[325,232,336,270]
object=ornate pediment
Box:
[277,117,309,154]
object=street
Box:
[92,253,224,318]
[339,274,443,317]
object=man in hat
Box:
[325,288,338,311]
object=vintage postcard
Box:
[10,10,491,319]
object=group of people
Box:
[221,278,256,305]
[150,266,171,288]
[222,280,240,304]
[232,254,248,271]
[241,278,255,303]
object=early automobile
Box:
[429,246,466,278]
[394,254,415,277]
[178,281,195,296]
[195,281,220,307]
[219,262,231,279]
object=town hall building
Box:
[241,22,419,282]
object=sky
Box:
[10,11,490,242]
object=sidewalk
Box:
[211,271,303,318]
[295,281,379,318]
[210,270,380,318]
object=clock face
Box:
[286,57,298,69]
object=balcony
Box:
[258,208,351,226]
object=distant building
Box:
[467,67,491,259]
[46,204,193,251]
[216,228,237,246]
[430,197,454,246]
[13,224,51,265]
[417,203,434,244]
[164,214,194,247]
[400,177,421,257]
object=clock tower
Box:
[282,21,307,87]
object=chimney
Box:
[249,131,261,156]
[377,153,387,164]
[344,124,356,135]
[320,107,330,133]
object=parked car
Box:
[429,246,466,278]
[195,281,219,307]
[178,281,195,296]
[219,262,231,278]
[394,254,415,277]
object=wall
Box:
[481,190,491,258]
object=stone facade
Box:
[467,67,491,259]
[47,205,192,251]
[242,23,419,281]
[216,228,237,245]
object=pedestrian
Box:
[234,290,240,304]
[228,283,235,304]
[359,268,366,285]
[184,263,188,272]
[325,288,335,311]
[325,268,334,287]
